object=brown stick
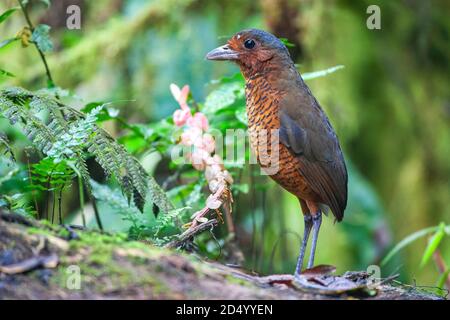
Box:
[165,219,218,249]
[0,254,58,275]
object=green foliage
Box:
[0,87,173,217]
[0,69,15,77]
[0,0,447,287]
[203,82,244,115]
[278,37,295,48]
[421,223,447,268]
[0,156,36,217]
[90,179,188,243]
[381,222,449,290]
[0,7,19,24]
[382,223,450,266]
[29,157,75,192]
[436,269,450,290]
[90,179,141,219]
[302,65,345,81]
[0,38,18,50]
[0,134,15,161]
[47,105,103,162]
[31,24,54,53]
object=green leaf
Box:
[210,72,244,85]
[0,7,19,24]
[279,37,295,48]
[420,222,446,268]
[436,269,450,291]
[40,0,51,7]
[203,82,243,114]
[381,224,448,266]
[302,65,345,80]
[0,69,15,77]
[234,108,247,125]
[90,179,141,217]
[0,38,19,50]
[31,24,54,53]
[232,183,249,194]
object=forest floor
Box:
[0,211,444,300]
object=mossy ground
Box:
[0,214,444,300]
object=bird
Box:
[206,29,348,276]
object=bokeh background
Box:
[0,0,449,289]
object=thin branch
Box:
[78,176,86,228]
[17,0,55,86]
[58,187,63,224]
[165,219,218,249]
[24,149,39,216]
[91,197,103,231]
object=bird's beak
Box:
[206,44,239,61]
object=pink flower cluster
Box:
[170,84,233,192]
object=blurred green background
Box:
[0,0,449,289]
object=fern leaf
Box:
[0,87,174,216]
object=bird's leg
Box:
[294,214,312,276]
[307,211,322,269]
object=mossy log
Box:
[0,211,444,300]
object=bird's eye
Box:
[244,39,256,49]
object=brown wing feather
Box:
[278,78,348,221]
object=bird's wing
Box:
[278,84,348,221]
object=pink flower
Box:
[206,154,224,169]
[187,112,209,131]
[173,108,191,127]
[180,126,202,146]
[170,84,190,110]
[201,133,215,153]
[222,170,234,184]
[191,148,209,171]
[205,164,222,181]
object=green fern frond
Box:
[0,134,15,161]
[90,179,142,222]
[0,87,173,215]
[29,157,75,192]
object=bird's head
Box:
[206,29,293,78]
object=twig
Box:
[78,176,86,228]
[17,0,54,86]
[165,219,218,249]
[0,254,58,275]
[24,149,39,215]
[91,197,103,231]
[51,190,56,223]
[189,183,229,228]
[161,169,181,190]
[58,187,63,224]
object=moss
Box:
[70,231,129,248]
[57,228,70,239]
[224,274,253,287]
[44,227,173,294]
[27,226,55,237]
[22,221,189,296]
[27,221,68,236]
